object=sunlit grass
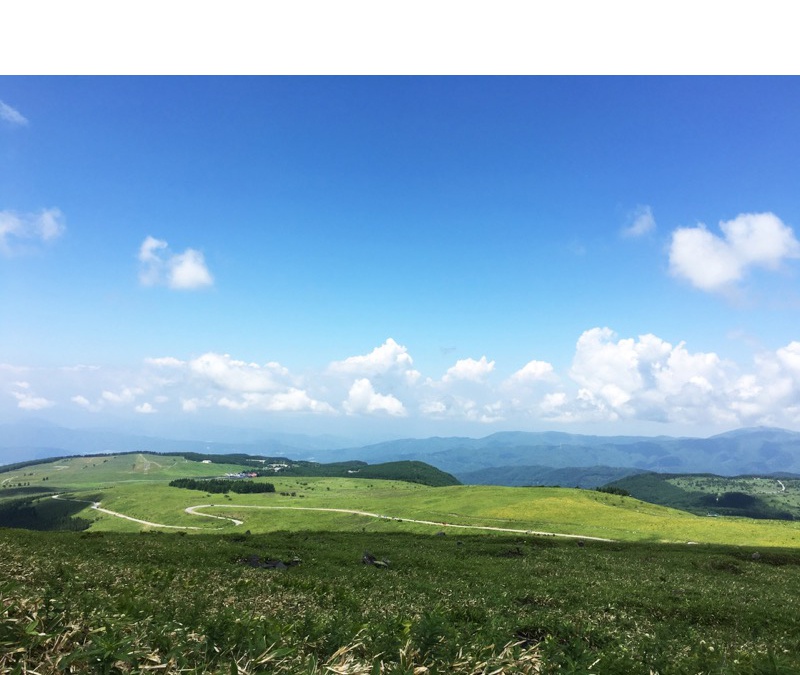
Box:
[3,528,800,673]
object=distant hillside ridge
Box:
[606,472,800,521]
[318,427,800,477]
[255,458,460,486]
[0,451,459,488]
[456,465,645,488]
[3,423,800,478]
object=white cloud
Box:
[189,353,290,393]
[0,208,66,255]
[540,392,568,414]
[11,382,54,411]
[264,389,335,413]
[443,356,495,383]
[0,100,28,126]
[420,400,448,415]
[181,397,209,412]
[507,359,555,384]
[138,236,213,290]
[72,394,102,412]
[419,394,504,423]
[12,331,800,433]
[330,338,417,379]
[622,205,656,238]
[170,249,214,289]
[566,327,736,424]
[343,378,406,416]
[669,212,800,292]
[216,389,335,414]
[101,387,143,405]
[145,356,185,368]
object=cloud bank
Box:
[6,330,800,433]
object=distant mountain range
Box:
[2,422,800,485]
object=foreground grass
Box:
[2,528,800,674]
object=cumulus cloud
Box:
[507,359,555,384]
[13,331,800,431]
[669,212,800,292]
[622,205,656,238]
[217,389,334,414]
[0,100,28,126]
[566,327,735,424]
[138,236,213,290]
[0,208,66,255]
[144,352,333,415]
[442,356,495,383]
[329,338,419,382]
[343,378,406,416]
[188,353,290,393]
[267,389,336,413]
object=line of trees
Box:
[168,478,275,494]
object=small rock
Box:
[264,559,287,570]
[362,550,390,568]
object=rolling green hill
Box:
[4,454,800,547]
[608,472,800,520]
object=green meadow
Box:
[0,452,250,489]
[5,453,800,672]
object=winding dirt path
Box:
[52,495,204,530]
[185,504,613,541]
[51,494,613,541]
[184,504,244,526]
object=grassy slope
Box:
[611,472,800,520]
[0,452,252,491]
[3,528,800,674]
[56,477,800,548]
[6,455,800,672]
[6,455,800,547]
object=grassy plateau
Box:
[4,453,800,673]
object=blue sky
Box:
[3,76,800,440]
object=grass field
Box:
[5,454,800,672]
[6,454,800,547]
[3,528,800,673]
[0,453,252,490]
[40,477,800,548]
